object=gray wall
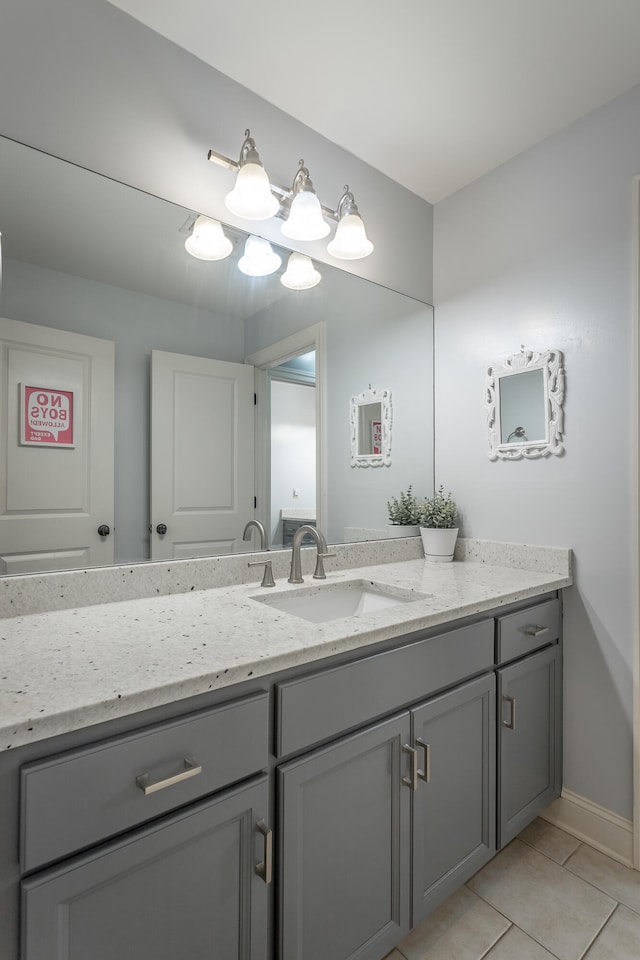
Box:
[433,83,640,820]
[0,0,433,304]
[2,258,243,563]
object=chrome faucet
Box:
[242,519,268,551]
[288,525,335,584]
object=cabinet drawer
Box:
[496,598,560,664]
[276,620,494,757]
[21,691,269,873]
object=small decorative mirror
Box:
[350,387,392,467]
[486,348,565,460]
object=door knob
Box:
[97,524,111,537]
[156,523,168,535]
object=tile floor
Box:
[385,819,640,960]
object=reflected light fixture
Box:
[223,129,279,221]
[238,235,282,277]
[327,187,374,260]
[281,252,321,290]
[281,161,330,242]
[184,215,233,261]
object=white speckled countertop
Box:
[0,540,572,751]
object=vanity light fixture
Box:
[281,161,330,242]
[327,187,374,260]
[223,130,280,221]
[208,132,373,259]
[184,215,233,261]
[238,235,282,277]
[281,252,321,290]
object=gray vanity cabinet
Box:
[497,641,562,847]
[277,664,497,960]
[21,775,270,960]
[411,672,496,925]
[278,713,412,960]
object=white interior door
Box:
[150,350,255,560]
[0,317,115,574]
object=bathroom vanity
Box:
[0,544,570,960]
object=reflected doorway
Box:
[269,353,316,548]
[246,321,326,550]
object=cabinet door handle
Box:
[415,738,430,783]
[255,820,273,885]
[135,757,202,795]
[402,744,419,791]
[502,695,517,730]
[523,624,549,637]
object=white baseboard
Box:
[541,788,634,868]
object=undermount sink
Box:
[251,578,429,624]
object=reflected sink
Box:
[251,578,429,624]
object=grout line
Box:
[477,921,513,959]
[577,902,619,960]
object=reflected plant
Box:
[387,486,423,525]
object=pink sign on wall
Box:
[21,385,75,447]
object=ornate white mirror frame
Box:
[486,348,565,460]
[350,387,393,467]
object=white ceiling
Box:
[108,0,640,203]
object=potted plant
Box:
[386,485,422,536]
[418,485,459,562]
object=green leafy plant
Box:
[418,485,458,529]
[387,485,423,525]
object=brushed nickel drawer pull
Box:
[523,624,549,637]
[255,820,273,885]
[502,695,516,730]
[402,744,419,791]
[136,757,202,795]
[415,738,430,783]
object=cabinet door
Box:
[498,643,562,847]
[279,713,411,960]
[411,673,496,925]
[21,776,270,960]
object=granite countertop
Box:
[0,549,572,751]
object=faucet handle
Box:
[313,552,336,580]
[248,559,276,588]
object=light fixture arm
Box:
[290,160,312,194]
[336,185,359,219]
[237,129,261,167]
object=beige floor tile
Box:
[396,886,510,960]
[484,925,558,959]
[467,839,615,960]
[565,843,640,914]
[583,905,640,960]
[518,818,581,864]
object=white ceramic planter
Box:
[420,526,459,562]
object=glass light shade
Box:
[238,235,282,277]
[184,216,233,261]
[225,162,279,220]
[281,252,321,290]
[327,212,374,259]
[281,190,330,241]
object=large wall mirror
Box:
[0,136,434,574]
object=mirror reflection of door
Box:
[150,350,255,560]
[0,318,115,573]
[499,369,546,444]
[269,352,316,548]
